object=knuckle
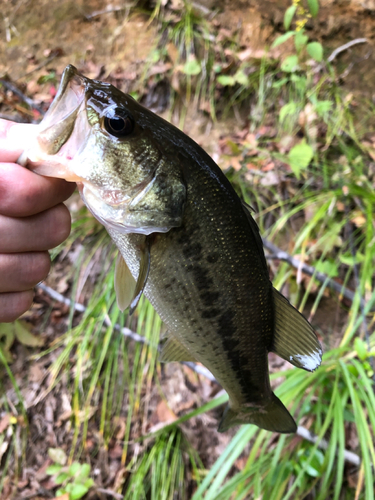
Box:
[29,252,51,284]
[47,204,72,247]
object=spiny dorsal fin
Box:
[159,335,197,363]
[271,287,322,371]
[114,253,136,312]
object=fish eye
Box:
[103,108,134,138]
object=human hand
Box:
[0,119,76,322]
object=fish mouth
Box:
[18,65,89,182]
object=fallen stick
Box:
[262,238,370,310]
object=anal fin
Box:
[159,335,197,363]
[271,287,323,371]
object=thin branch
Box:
[262,238,371,311]
[327,38,368,63]
[37,283,147,345]
[296,426,360,467]
[36,282,362,466]
[0,79,44,115]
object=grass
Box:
[2,1,375,498]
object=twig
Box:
[37,283,147,345]
[96,488,123,500]
[296,426,360,467]
[0,112,28,123]
[17,53,59,81]
[36,282,362,466]
[85,4,133,20]
[314,38,368,74]
[327,38,368,63]
[0,79,44,115]
[262,238,371,311]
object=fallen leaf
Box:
[14,321,44,347]
[0,414,11,433]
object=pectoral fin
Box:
[114,236,151,315]
[114,253,136,312]
[271,287,323,371]
[159,335,197,363]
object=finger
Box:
[0,203,71,253]
[0,119,39,163]
[0,252,50,292]
[0,162,76,217]
[0,290,34,323]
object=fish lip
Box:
[38,65,87,137]
[18,66,90,181]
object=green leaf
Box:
[79,463,91,479]
[284,5,297,30]
[354,337,368,361]
[234,70,248,86]
[279,102,298,123]
[217,75,236,86]
[314,260,339,277]
[307,0,319,17]
[70,484,90,500]
[271,31,295,48]
[288,141,314,178]
[281,55,299,73]
[307,42,323,62]
[182,59,201,75]
[69,462,81,476]
[0,324,15,362]
[14,320,44,347]
[313,99,333,117]
[84,478,95,488]
[46,464,63,475]
[294,30,309,52]
[272,77,289,88]
[55,472,70,484]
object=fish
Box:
[18,65,322,433]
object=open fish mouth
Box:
[17,65,89,182]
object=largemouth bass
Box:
[18,65,322,433]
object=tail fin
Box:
[218,394,297,434]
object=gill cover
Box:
[17,65,187,236]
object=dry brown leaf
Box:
[0,414,11,434]
[156,400,177,423]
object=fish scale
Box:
[107,151,275,410]
[19,65,323,433]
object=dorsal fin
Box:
[271,287,323,371]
